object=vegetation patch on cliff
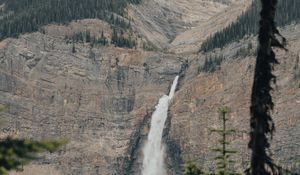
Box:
[0,0,141,40]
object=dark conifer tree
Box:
[85,30,91,43]
[247,0,286,174]
[183,161,204,175]
[72,42,76,53]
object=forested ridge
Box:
[200,0,300,52]
[0,0,141,40]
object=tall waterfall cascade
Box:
[142,76,179,175]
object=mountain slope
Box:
[169,24,300,172]
[0,1,241,173]
[0,0,299,174]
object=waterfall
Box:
[142,75,179,175]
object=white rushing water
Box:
[142,76,179,175]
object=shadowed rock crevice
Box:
[118,109,154,175]
[164,112,183,175]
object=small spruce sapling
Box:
[210,107,240,175]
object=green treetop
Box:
[211,107,239,175]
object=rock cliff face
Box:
[0,0,299,175]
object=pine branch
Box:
[0,138,67,174]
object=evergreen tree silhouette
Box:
[247,0,286,174]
